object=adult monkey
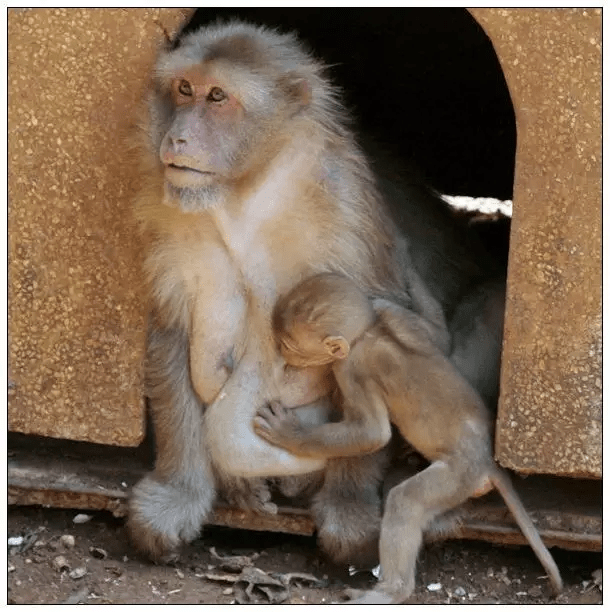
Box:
[128,21,505,564]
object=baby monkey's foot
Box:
[253,401,304,450]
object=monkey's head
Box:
[273,273,375,367]
[146,21,342,211]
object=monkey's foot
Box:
[127,474,214,562]
[313,497,381,567]
[218,475,278,515]
[343,586,401,604]
[275,472,324,499]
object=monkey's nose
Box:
[160,138,188,165]
[167,136,189,154]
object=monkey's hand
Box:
[253,401,306,452]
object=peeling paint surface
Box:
[8,8,189,445]
[471,9,601,476]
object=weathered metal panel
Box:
[8,8,189,445]
[470,9,601,477]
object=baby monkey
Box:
[254,273,562,603]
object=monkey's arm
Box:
[128,322,217,561]
[373,298,446,357]
[391,257,451,354]
[253,384,392,460]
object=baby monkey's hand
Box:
[253,401,305,451]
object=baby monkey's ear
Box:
[323,336,350,360]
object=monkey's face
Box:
[148,24,321,212]
[158,68,244,186]
[152,63,304,212]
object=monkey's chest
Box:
[214,180,326,309]
[165,242,249,404]
[189,279,247,405]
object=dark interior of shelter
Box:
[179,8,517,201]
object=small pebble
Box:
[175,569,185,579]
[427,583,442,592]
[73,514,92,524]
[69,567,87,580]
[60,535,76,549]
[223,588,233,595]
[8,564,15,573]
[25,559,32,565]
[8,536,24,547]
[89,547,107,559]
[454,586,466,597]
[53,555,70,571]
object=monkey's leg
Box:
[312,448,389,568]
[350,457,478,603]
[449,279,506,408]
[128,323,216,562]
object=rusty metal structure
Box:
[8,9,601,552]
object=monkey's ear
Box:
[279,74,312,109]
[323,336,349,360]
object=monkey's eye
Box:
[207,87,227,103]
[177,79,192,96]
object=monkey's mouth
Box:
[165,163,216,188]
[166,163,213,176]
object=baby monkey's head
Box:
[273,273,375,367]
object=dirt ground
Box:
[7,505,602,605]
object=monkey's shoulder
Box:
[347,327,416,382]
[368,316,437,357]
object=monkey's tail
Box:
[491,467,563,595]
